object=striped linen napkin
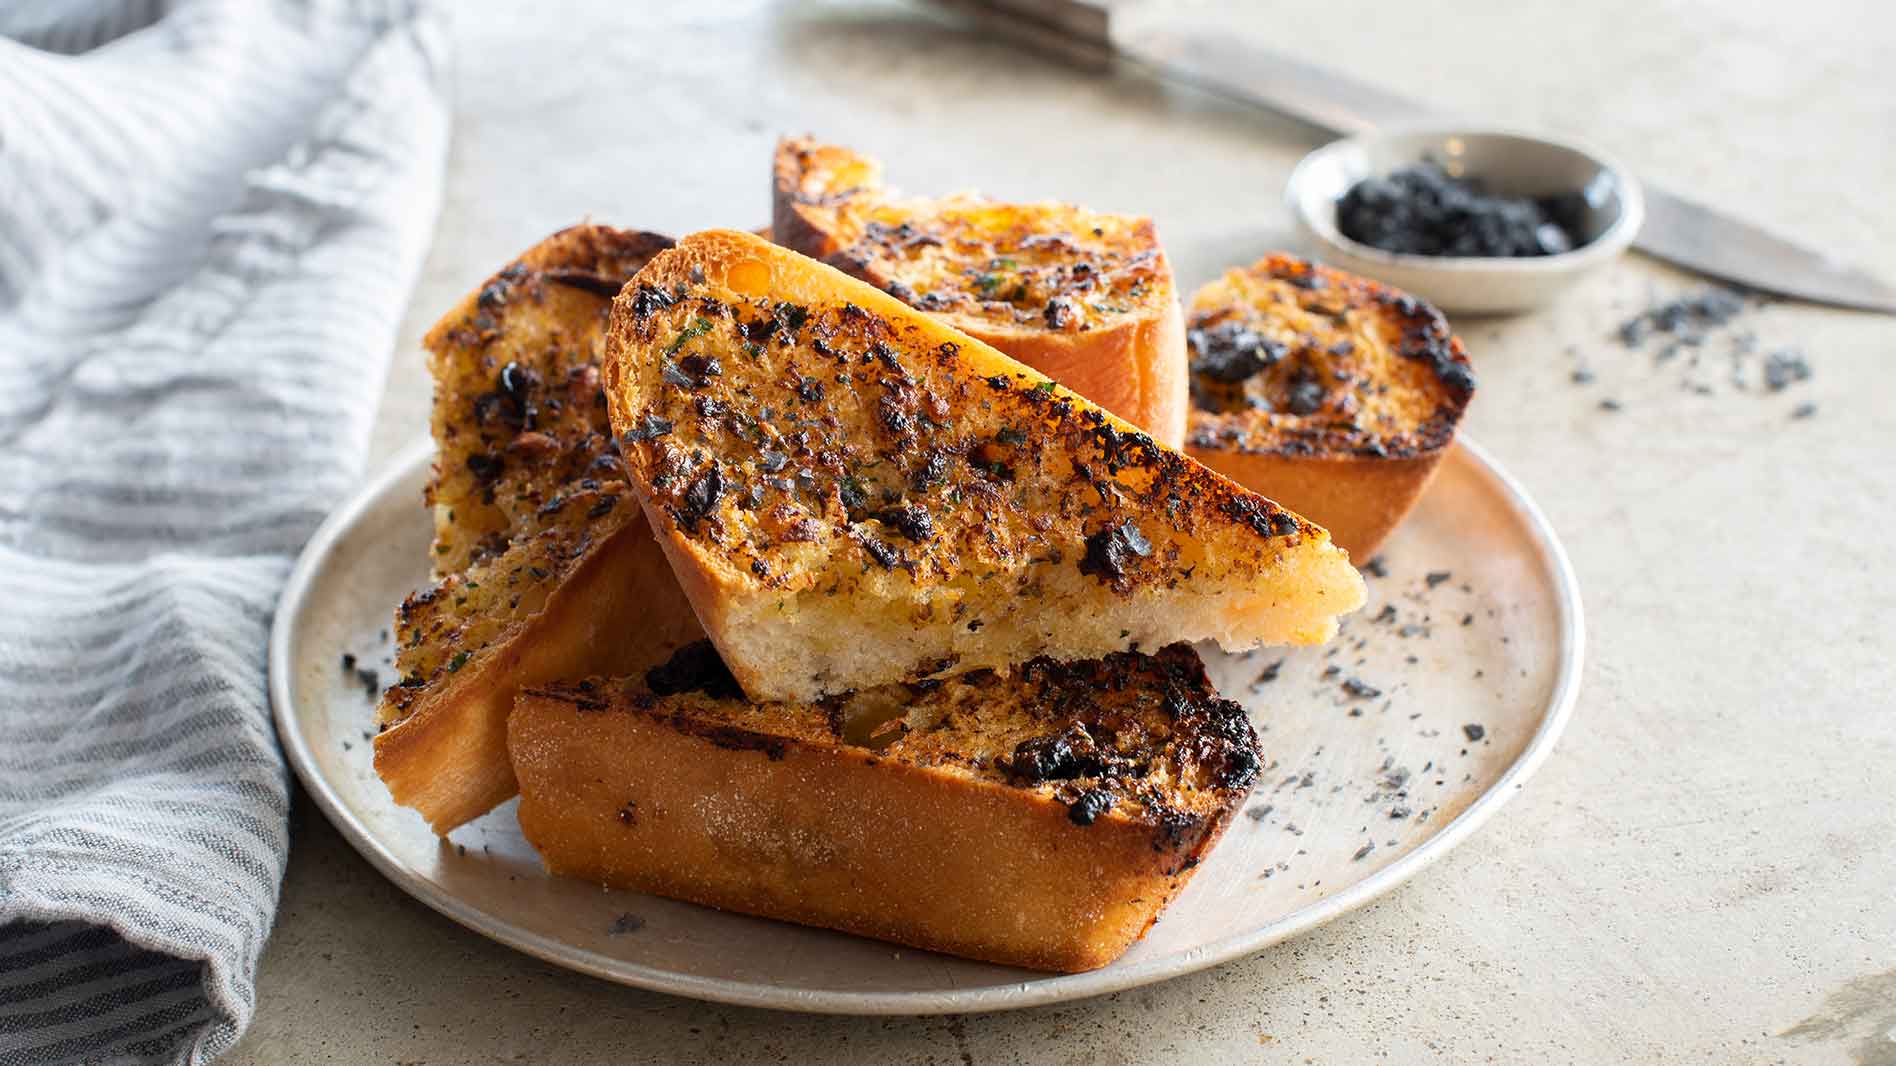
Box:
[0,2,448,1062]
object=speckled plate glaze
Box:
[270,437,1581,1014]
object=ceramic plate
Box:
[269,437,1581,1013]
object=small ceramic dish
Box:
[1286,125,1644,314]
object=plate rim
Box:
[269,435,1584,1015]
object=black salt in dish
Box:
[1337,160,1602,259]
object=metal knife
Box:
[933,0,1896,315]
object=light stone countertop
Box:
[231,2,1896,1062]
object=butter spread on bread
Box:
[374,225,704,834]
[510,641,1259,972]
[1184,255,1476,559]
[602,229,1365,703]
[773,137,1188,447]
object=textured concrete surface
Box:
[232,2,1896,1062]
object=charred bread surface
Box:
[773,137,1188,446]
[602,229,1365,702]
[1184,255,1476,559]
[510,641,1259,972]
[420,225,675,574]
[375,225,704,834]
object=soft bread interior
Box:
[712,538,1352,699]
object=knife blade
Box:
[935,0,1896,315]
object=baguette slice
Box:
[1184,255,1476,559]
[510,641,1260,972]
[375,225,703,834]
[420,225,673,575]
[773,137,1188,446]
[602,229,1364,703]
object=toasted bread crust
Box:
[374,224,703,834]
[1187,449,1443,567]
[1184,255,1476,557]
[773,138,1188,446]
[375,511,703,832]
[509,643,1256,971]
[602,230,1364,701]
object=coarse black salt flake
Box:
[1336,160,1589,258]
[1764,349,1812,392]
[661,361,697,389]
[1341,677,1382,700]
[860,536,901,570]
[1067,788,1117,826]
[1008,725,1103,784]
[1188,321,1286,384]
[465,452,503,483]
[677,465,725,529]
[869,505,935,543]
[1078,520,1152,583]
[622,414,673,443]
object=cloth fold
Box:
[0,2,449,1062]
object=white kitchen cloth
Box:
[0,1,448,1062]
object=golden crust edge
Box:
[508,685,1240,973]
[1187,444,1450,561]
[374,511,703,834]
[771,141,1190,447]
